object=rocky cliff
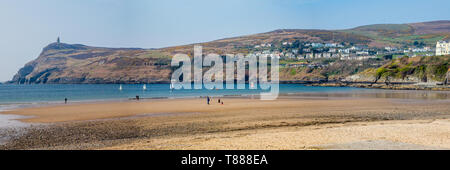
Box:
[11,43,173,84]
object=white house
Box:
[436,41,450,56]
[356,51,369,56]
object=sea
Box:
[0,84,448,110]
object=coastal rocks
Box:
[345,74,375,82]
[308,82,450,91]
[344,73,424,84]
[11,62,36,84]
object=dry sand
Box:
[105,119,450,150]
[1,96,449,150]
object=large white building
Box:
[436,41,450,56]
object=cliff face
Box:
[11,43,173,84]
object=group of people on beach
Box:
[206,96,224,105]
[65,96,222,105]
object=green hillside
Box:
[340,23,450,47]
[373,55,450,83]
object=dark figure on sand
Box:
[64,98,67,104]
[207,96,210,105]
[136,95,140,101]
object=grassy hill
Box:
[339,21,450,47]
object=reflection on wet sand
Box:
[282,90,450,100]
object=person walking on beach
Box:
[207,96,210,105]
[64,98,68,104]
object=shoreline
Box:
[1,90,449,123]
[0,93,449,150]
[1,86,448,110]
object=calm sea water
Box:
[0,84,369,105]
[0,84,449,111]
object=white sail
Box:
[169,83,174,92]
[119,84,123,91]
[143,84,147,90]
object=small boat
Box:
[143,84,147,90]
[119,84,123,91]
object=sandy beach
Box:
[0,94,449,150]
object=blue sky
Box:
[0,0,449,81]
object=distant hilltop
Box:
[8,20,450,84]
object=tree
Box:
[419,41,425,47]
[292,40,300,49]
[372,67,387,85]
[383,54,393,60]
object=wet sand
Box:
[0,94,449,150]
[0,114,35,145]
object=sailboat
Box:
[143,84,147,90]
[119,84,123,91]
[170,83,174,92]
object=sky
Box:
[0,0,449,82]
